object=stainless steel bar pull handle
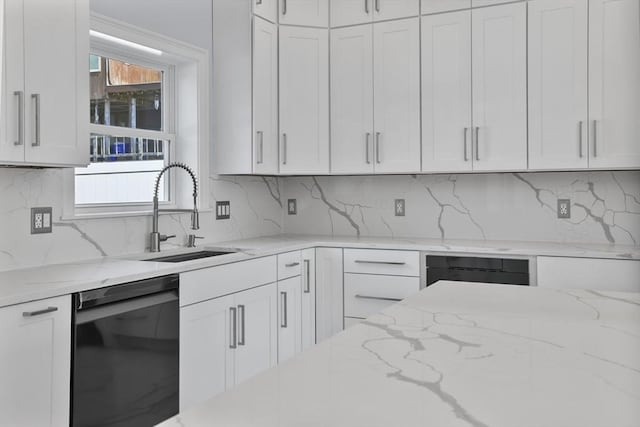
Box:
[355,295,402,302]
[256,0,262,4]
[375,132,381,164]
[23,306,58,317]
[229,307,237,349]
[14,91,24,146]
[578,121,584,158]
[354,260,406,266]
[365,0,369,14]
[375,0,380,12]
[463,128,469,161]
[592,120,598,157]
[32,94,41,147]
[303,259,310,293]
[280,292,288,328]
[282,133,287,165]
[285,262,300,268]
[256,131,264,164]
[365,133,371,164]
[282,0,287,15]
[474,127,480,161]
[237,305,246,346]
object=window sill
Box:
[60,208,212,222]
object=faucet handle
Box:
[187,234,204,248]
[160,234,176,243]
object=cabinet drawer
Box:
[344,249,420,276]
[278,251,302,280]
[537,257,640,292]
[344,273,420,318]
[180,256,277,306]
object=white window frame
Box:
[62,13,210,219]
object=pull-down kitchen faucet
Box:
[150,162,199,252]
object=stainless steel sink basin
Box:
[144,250,236,263]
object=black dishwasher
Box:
[426,255,529,286]
[71,275,179,427]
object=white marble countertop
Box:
[159,281,640,427]
[0,234,638,308]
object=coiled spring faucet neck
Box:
[150,162,200,252]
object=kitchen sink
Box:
[144,250,236,263]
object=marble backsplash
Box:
[283,171,640,246]
[0,169,283,271]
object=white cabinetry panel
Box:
[537,256,640,292]
[280,0,329,27]
[301,248,316,350]
[421,11,472,172]
[528,0,589,170]
[331,25,374,174]
[421,0,470,14]
[373,0,419,22]
[344,273,420,318]
[279,26,329,174]
[331,0,372,27]
[255,0,278,23]
[315,248,344,342]
[277,276,303,362]
[588,0,640,168]
[471,3,527,171]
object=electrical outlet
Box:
[287,199,297,215]
[558,199,571,219]
[395,199,405,216]
[31,207,53,234]
[216,201,230,220]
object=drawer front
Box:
[278,251,302,280]
[344,273,420,318]
[180,256,277,306]
[344,249,420,276]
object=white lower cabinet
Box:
[315,248,344,342]
[0,295,71,427]
[537,256,640,292]
[180,283,278,411]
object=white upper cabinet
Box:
[0,295,71,427]
[279,26,329,174]
[254,0,278,23]
[528,0,589,170]
[373,18,421,173]
[373,0,419,22]
[1,0,88,167]
[421,11,472,172]
[471,3,527,171]
[472,0,515,7]
[331,25,375,174]
[588,0,640,168]
[421,0,470,15]
[253,18,279,174]
[330,0,372,27]
[280,0,329,27]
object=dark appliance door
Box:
[72,277,179,427]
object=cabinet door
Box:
[23,0,88,166]
[253,18,279,174]
[277,276,302,362]
[373,18,421,173]
[471,3,527,171]
[331,0,372,27]
[588,0,640,168]
[301,248,316,350]
[537,257,640,292]
[421,0,470,14]
[234,283,278,385]
[279,26,329,174]
[421,11,472,172]
[330,25,374,174]
[374,0,419,22]
[0,0,25,164]
[255,0,278,23]
[280,0,329,27]
[179,294,235,411]
[472,0,514,7]
[0,295,71,427]
[528,0,588,170]
[315,248,344,342]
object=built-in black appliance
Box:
[425,255,529,286]
[71,275,179,427]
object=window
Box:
[66,14,210,219]
[76,53,174,205]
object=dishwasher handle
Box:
[74,290,178,325]
[76,274,179,310]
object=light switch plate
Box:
[395,199,405,216]
[557,199,571,219]
[31,207,53,234]
[216,201,230,220]
[287,199,297,215]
